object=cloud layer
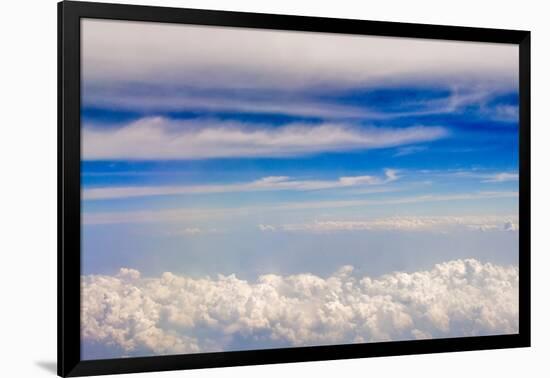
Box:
[82,117,447,160]
[82,191,518,225]
[82,19,518,90]
[81,259,518,358]
[259,215,519,233]
[83,169,399,200]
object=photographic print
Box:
[80,19,520,360]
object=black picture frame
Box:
[58,1,531,376]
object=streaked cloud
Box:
[82,117,447,160]
[82,84,511,122]
[83,169,399,200]
[82,259,518,358]
[83,86,382,119]
[393,145,428,157]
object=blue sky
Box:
[80,19,519,359]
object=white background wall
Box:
[0,0,547,376]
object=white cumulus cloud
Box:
[81,259,518,358]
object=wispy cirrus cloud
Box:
[392,145,428,157]
[83,169,399,200]
[83,87,382,119]
[82,117,447,160]
[82,83,513,122]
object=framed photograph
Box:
[58,1,530,376]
